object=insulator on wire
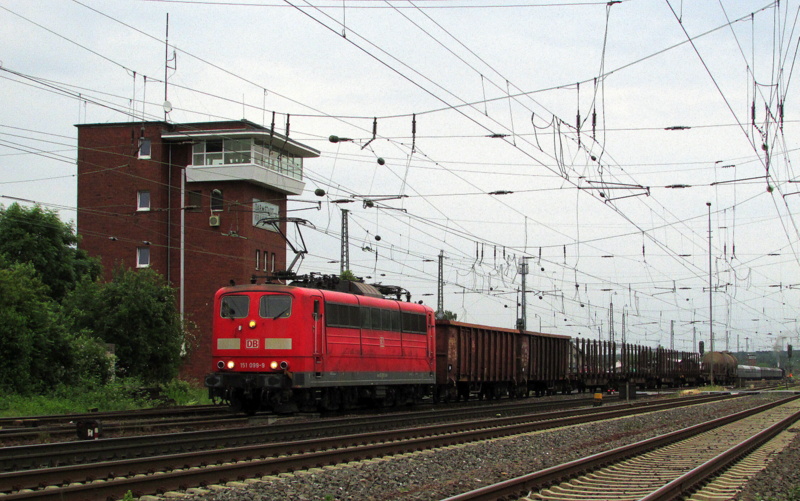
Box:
[411,114,417,153]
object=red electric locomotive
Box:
[204,278,436,414]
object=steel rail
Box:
[441,395,800,501]
[0,405,225,429]
[0,415,250,442]
[0,394,730,472]
[640,406,800,501]
[0,395,747,499]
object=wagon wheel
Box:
[382,387,397,407]
[341,388,358,410]
[319,388,341,411]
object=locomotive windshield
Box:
[220,295,249,318]
[260,294,292,319]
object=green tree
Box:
[0,203,100,302]
[441,310,458,321]
[0,259,65,393]
[0,258,110,393]
[340,269,359,281]
[64,267,186,383]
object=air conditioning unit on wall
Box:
[209,215,221,227]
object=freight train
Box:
[204,275,782,414]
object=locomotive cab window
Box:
[260,295,292,319]
[220,295,249,318]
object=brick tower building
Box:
[76,120,320,382]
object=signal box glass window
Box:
[193,140,223,165]
[190,138,303,181]
[260,295,291,319]
[221,295,249,318]
[136,247,150,268]
[137,190,151,211]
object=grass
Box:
[0,378,212,418]
[755,487,800,501]
[699,385,727,392]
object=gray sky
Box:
[2,0,798,354]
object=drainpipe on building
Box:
[180,157,185,326]
[167,143,172,284]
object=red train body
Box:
[205,283,436,413]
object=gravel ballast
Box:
[184,394,799,501]
[734,426,800,501]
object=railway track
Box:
[0,405,227,430]
[443,394,800,501]
[0,394,609,444]
[0,414,250,444]
[0,405,241,444]
[0,393,725,471]
[0,394,742,500]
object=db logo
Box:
[245,339,259,349]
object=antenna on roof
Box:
[164,13,176,122]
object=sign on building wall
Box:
[252,199,279,232]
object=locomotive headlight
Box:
[226,360,235,370]
[270,361,279,370]
[280,361,289,370]
[249,320,257,329]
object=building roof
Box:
[77,119,321,159]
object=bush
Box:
[160,379,212,406]
[0,379,144,417]
[64,268,187,384]
[0,261,72,394]
[0,378,211,417]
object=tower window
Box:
[137,247,151,268]
[137,190,151,211]
[186,190,202,212]
[138,138,152,159]
[211,189,223,212]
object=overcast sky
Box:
[2,0,798,354]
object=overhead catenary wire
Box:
[3,0,796,348]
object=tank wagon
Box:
[700,351,739,385]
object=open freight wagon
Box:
[434,320,572,400]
